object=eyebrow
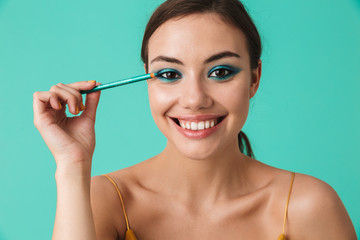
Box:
[204,51,241,64]
[149,51,241,65]
[150,56,183,65]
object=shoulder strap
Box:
[103,174,131,231]
[280,172,295,237]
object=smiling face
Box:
[147,13,260,160]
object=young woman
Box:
[33,0,357,239]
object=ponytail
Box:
[238,131,255,158]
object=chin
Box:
[181,150,216,161]
[167,140,228,161]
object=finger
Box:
[65,80,97,112]
[33,91,63,126]
[49,84,81,115]
[56,83,84,112]
[33,91,62,114]
[82,82,101,121]
[66,80,97,91]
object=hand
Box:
[33,81,101,170]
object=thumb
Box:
[82,82,101,121]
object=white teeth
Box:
[198,121,204,130]
[178,119,221,131]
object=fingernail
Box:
[80,102,84,111]
[58,102,62,109]
[75,105,79,114]
[88,80,96,83]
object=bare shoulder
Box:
[90,173,129,240]
[90,164,147,238]
[288,173,357,240]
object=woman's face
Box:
[147,13,260,160]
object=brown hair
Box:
[141,0,261,158]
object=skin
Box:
[33,13,357,240]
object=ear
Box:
[144,63,151,83]
[249,59,262,99]
[144,63,148,74]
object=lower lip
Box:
[171,118,225,139]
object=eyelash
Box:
[208,65,241,81]
[156,65,241,83]
[157,68,182,82]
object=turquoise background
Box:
[0,0,359,239]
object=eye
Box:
[208,65,241,81]
[156,69,182,82]
[210,69,230,77]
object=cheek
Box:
[213,79,250,111]
[211,80,250,132]
[230,84,250,113]
[148,83,176,120]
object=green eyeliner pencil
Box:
[80,72,158,94]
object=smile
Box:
[169,115,226,139]
[176,117,224,130]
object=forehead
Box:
[148,13,250,64]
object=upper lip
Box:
[168,114,227,121]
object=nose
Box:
[179,75,213,111]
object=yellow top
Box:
[103,172,296,240]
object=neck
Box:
[150,141,251,208]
